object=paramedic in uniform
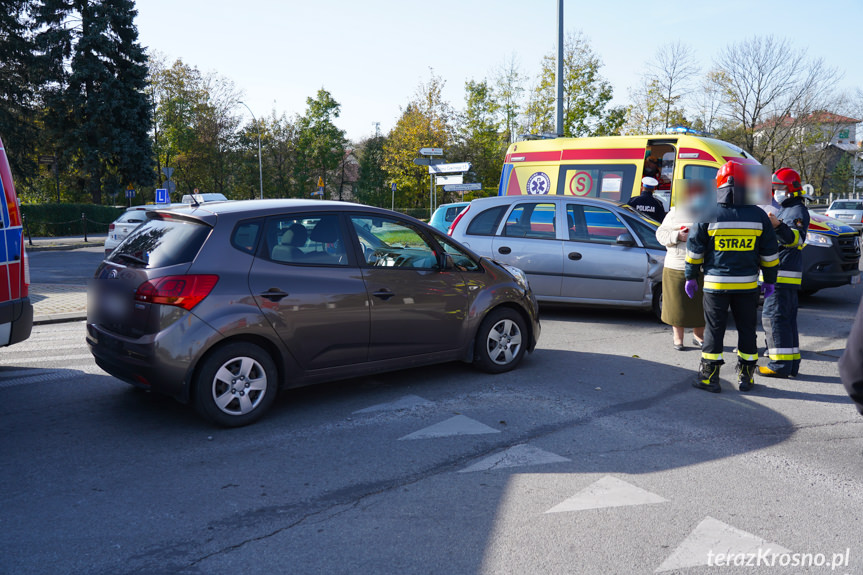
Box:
[684,159,779,393]
[759,168,810,378]
[628,177,667,223]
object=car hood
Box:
[808,211,856,236]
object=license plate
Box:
[103,292,128,318]
[853,274,862,285]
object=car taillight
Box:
[134,275,218,311]
[108,223,115,232]
[447,205,470,236]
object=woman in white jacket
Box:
[656,206,705,350]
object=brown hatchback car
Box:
[88,200,540,426]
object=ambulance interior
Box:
[643,140,676,210]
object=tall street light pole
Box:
[239,101,263,200]
[555,0,564,137]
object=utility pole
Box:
[555,0,564,137]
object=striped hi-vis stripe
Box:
[685,250,704,265]
[783,228,803,249]
[703,274,759,291]
[760,252,779,267]
[702,352,723,361]
[777,271,803,285]
[738,350,759,361]
[768,347,799,361]
[708,221,763,237]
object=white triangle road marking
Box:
[459,444,570,473]
[353,394,434,414]
[545,475,667,513]
[398,415,500,440]
[655,516,792,572]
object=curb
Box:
[33,312,88,325]
[27,242,104,253]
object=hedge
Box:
[21,204,126,237]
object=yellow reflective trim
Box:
[793,353,801,360]
[708,229,763,237]
[686,256,704,265]
[769,354,795,361]
[738,351,759,361]
[783,229,801,248]
[704,281,759,290]
[760,258,779,268]
[776,276,802,285]
[702,352,723,361]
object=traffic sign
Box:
[162,167,174,179]
[413,157,445,166]
[435,175,463,186]
[39,155,55,165]
[166,180,177,193]
[155,188,169,204]
[429,162,470,175]
[443,183,482,192]
[419,147,443,156]
[125,189,135,199]
[317,176,325,188]
[391,182,397,192]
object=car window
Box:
[683,165,718,181]
[117,211,147,224]
[231,221,262,255]
[265,214,347,266]
[350,216,439,269]
[624,215,663,249]
[466,205,505,236]
[566,204,628,244]
[502,203,557,239]
[435,235,481,272]
[108,217,211,268]
[445,206,465,222]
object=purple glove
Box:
[762,283,775,299]
[684,279,698,299]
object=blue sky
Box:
[135,0,862,141]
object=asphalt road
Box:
[2,251,862,575]
[28,244,105,284]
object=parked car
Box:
[181,192,228,204]
[449,195,666,317]
[104,204,185,256]
[801,211,861,294]
[429,201,469,233]
[87,200,540,426]
[825,199,863,233]
[0,136,32,347]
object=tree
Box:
[713,35,840,163]
[294,88,347,198]
[524,31,625,137]
[623,77,665,135]
[453,79,505,197]
[38,0,153,204]
[383,72,453,211]
[494,54,524,144]
[356,134,388,207]
[648,42,699,131]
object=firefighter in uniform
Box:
[759,168,809,378]
[684,160,779,393]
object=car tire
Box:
[652,284,663,322]
[474,308,527,374]
[193,342,278,427]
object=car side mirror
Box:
[616,233,636,247]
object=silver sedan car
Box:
[825,199,863,233]
[449,195,666,316]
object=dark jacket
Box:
[628,192,667,223]
[772,196,809,289]
[685,188,779,292]
[840,297,863,416]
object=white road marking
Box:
[398,415,501,440]
[458,444,570,473]
[0,353,93,366]
[545,475,667,513]
[354,394,434,414]
[655,516,791,572]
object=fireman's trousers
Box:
[702,291,760,364]
[762,287,800,376]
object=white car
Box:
[825,199,863,233]
[104,205,182,255]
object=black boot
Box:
[693,360,722,393]
[738,361,757,392]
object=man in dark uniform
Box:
[840,297,863,415]
[628,177,667,223]
[759,167,810,378]
[684,159,779,393]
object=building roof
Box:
[756,111,861,131]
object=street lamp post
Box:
[239,101,263,200]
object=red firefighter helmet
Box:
[716,158,748,190]
[771,167,804,197]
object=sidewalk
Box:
[25,234,107,252]
[30,283,88,324]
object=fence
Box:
[20,204,125,239]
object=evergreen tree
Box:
[37,0,153,204]
[356,134,388,207]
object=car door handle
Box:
[372,289,394,300]
[568,252,582,261]
[260,288,289,302]
[498,246,511,255]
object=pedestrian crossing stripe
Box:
[545,475,667,513]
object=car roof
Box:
[469,195,626,209]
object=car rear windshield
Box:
[115,211,148,224]
[832,201,863,210]
[107,216,211,268]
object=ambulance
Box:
[0,136,33,347]
[497,133,758,206]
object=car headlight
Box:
[805,232,833,248]
[501,264,529,290]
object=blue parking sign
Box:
[155,188,168,204]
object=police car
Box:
[0,137,33,347]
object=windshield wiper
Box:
[113,253,148,266]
